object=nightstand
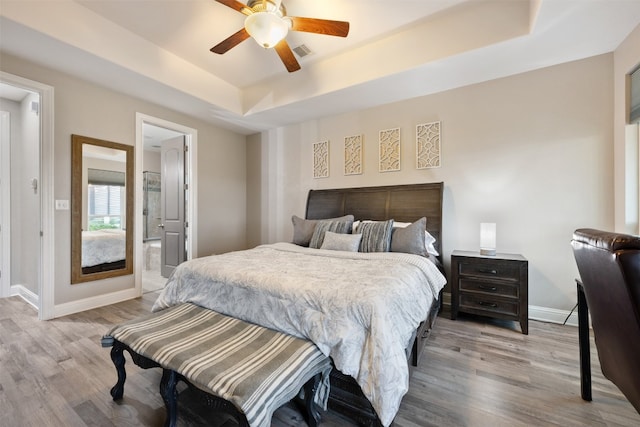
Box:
[450,250,528,334]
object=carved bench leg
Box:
[296,374,323,427]
[110,341,127,400]
[177,373,249,427]
[160,369,179,427]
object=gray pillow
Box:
[391,217,427,256]
[291,214,354,247]
[309,219,354,249]
[356,219,394,252]
[320,231,362,252]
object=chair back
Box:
[571,228,640,414]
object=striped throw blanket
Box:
[106,303,331,427]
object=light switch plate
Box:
[55,199,69,210]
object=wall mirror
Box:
[71,134,134,284]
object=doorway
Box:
[135,114,198,295]
[0,84,40,307]
[0,73,54,320]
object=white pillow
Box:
[394,220,439,256]
[320,231,362,252]
[424,231,439,256]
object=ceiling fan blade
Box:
[210,28,250,54]
[214,0,252,16]
[289,17,349,37]
[274,39,301,72]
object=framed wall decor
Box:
[379,127,401,172]
[416,121,441,169]
[344,135,363,175]
[313,140,329,178]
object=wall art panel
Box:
[313,140,329,178]
[416,121,441,169]
[344,135,363,175]
[379,127,400,172]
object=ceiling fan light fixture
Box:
[245,12,289,48]
[212,0,349,73]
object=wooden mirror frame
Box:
[71,134,134,284]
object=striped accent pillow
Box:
[356,219,394,252]
[291,214,354,247]
[309,219,353,249]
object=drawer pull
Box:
[478,301,498,308]
[478,285,498,292]
[478,268,498,275]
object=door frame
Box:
[0,71,55,320]
[135,113,198,296]
[0,111,10,299]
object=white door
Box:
[160,136,186,277]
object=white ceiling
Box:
[1,0,640,135]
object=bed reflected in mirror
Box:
[71,134,133,284]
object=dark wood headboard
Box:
[305,182,444,262]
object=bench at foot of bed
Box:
[102,303,332,427]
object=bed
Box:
[81,229,126,273]
[152,182,446,426]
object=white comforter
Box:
[81,229,126,267]
[152,242,447,426]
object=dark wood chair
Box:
[571,228,640,414]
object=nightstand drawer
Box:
[459,279,519,298]
[459,262,520,281]
[460,294,519,316]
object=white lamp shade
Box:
[480,223,496,256]
[245,12,289,48]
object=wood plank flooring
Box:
[1,293,638,427]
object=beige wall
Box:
[248,54,615,314]
[614,23,640,233]
[246,133,262,249]
[143,149,161,173]
[1,53,247,307]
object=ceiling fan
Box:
[211,0,350,73]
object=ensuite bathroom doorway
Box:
[141,123,186,293]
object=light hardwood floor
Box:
[1,293,638,427]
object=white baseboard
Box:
[441,292,580,327]
[529,304,579,327]
[10,284,39,310]
[53,288,139,318]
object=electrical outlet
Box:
[55,200,69,210]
